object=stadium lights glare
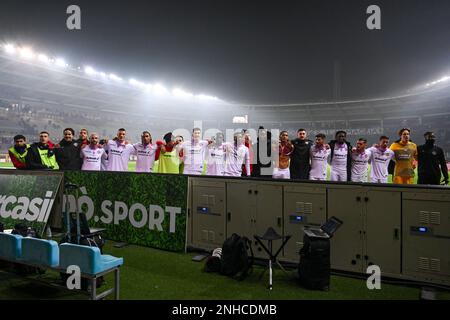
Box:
[38,54,50,63]
[129,78,146,88]
[196,94,219,101]
[109,73,123,82]
[4,44,16,54]
[425,75,450,88]
[2,41,226,103]
[152,83,169,95]
[19,47,34,60]
[84,66,97,76]
[173,88,194,99]
[55,58,68,68]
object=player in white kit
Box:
[224,132,251,177]
[179,128,210,175]
[329,131,352,181]
[80,133,107,171]
[133,131,157,173]
[207,132,226,176]
[367,135,395,183]
[309,133,331,181]
[103,128,135,172]
[350,138,372,182]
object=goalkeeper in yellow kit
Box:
[389,128,418,184]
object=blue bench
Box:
[0,233,123,300]
[0,233,22,260]
[60,243,123,300]
[19,237,59,268]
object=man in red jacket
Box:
[8,135,29,169]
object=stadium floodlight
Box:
[84,66,97,76]
[99,72,107,78]
[109,73,123,82]
[173,88,194,99]
[129,78,146,88]
[55,58,68,67]
[38,54,50,63]
[4,44,16,54]
[19,47,34,60]
[425,75,450,88]
[153,83,169,95]
[196,94,219,101]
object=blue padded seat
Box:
[20,238,59,268]
[0,233,22,260]
[59,243,123,275]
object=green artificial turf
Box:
[1,241,449,300]
[0,162,14,168]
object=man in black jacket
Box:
[328,130,352,182]
[55,128,82,170]
[25,131,58,170]
[290,128,313,180]
[417,132,449,185]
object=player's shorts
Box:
[330,168,347,181]
[393,176,414,185]
[370,176,388,184]
[183,168,203,175]
[351,175,368,183]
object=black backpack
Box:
[220,233,254,281]
[11,223,37,238]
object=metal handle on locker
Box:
[277,217,282,227]
[227,212,231,222]
[248,189,252,194]
[254,190,258,195]
[356,196,361,202]
[364,197,369,202]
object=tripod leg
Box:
[75,189,80,244]
[64,192,71,243]
[269,259,273,290]
[276,260,288,274]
